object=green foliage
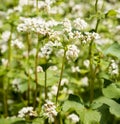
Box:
[104,42,120,59]
[93,97,120,118]
[0,0,120,124]
[103,83,120,99]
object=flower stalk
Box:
[27,32,31,105]
[33,34,39,109]
[56,49,66,105]
[45,69,47,100]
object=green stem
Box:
[27,32,31,105]
[8,26,13,66]
[56,50,66,105]
[95,19,100,32]
[95,0,98,12]
[89,0,100,105]
[95,0,100,32]
[45,70,47,100]
[3,84,8,117]
[33,35,42,109]
[3,26,13,117]
[89,40,94,104]
[33,35,39,109]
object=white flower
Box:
[56,49,65,57]
[83,59,90,68]
[66,44,80,61]
[43,100,57,122]
[61,78,69,86]
[109,60,119,75]
[1,31,11,42]
[49,31,61,41]
[1,58,8,66]
[68,32,74,39]
[91,32,100,40]
[19,0,28,6]
[11,78,21,92]
[37,66,43,73]
[0,44,8,53]
[40,41,54,58]
[29,48,37,56]
[81,77,89,87]
[63,18,72,32]
[67,113,79,123]
[53,40,62,47]
[73,31,82,39]
[71,66,80,73]
[51,85,58,95]
[73,18,87,30]
[11,39,24,49]
[18,106,37,118]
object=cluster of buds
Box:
[42,100,57,122]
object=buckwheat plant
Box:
[0,0,120,124]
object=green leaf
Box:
[93,97,120,118]
[32,118,44,124]
[105,9,117,17]
[37,70,59,87]
[103,83,120,99]
[68,94,81,103]
[104,42,120,59]
[0,118,25,124]
[80,109,101,124]
[62,100,84,113]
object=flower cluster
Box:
[18,107,37,118]
[11,39,24,49]
[39,41,62,58]
[67,113,80,123]
[17,17,59,35]
[109,60,119,75]
[66,44,80,61]
[42,100,57,122]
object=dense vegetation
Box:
[0,0,120,123]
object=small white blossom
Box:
[51,85,58,95]
[66,44,80,61]
[81,77,89,87]
[29,48,37,56]
[18,106,37,118]
[0,44,8,53]
[19,0,28,6]
[61,78,69,86]
[53,40,62,47]
[83,59,90,68]
[109,60,119,75]
[11,78,21,92]
[56,49,65,57]
[37,66,43,73]
[49,31,61,41]
[11,39,24,49]
[43,100,57,122]
[1,31,10,42]
[63,18,72,32]
[40,41,54,58]
[91,32,100,40]
[68,32,74,39]
[67,113,79,123]
[1,58,8,66]
[73,18,87,30]
[73,31,82,39]
[71,66,80,73]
